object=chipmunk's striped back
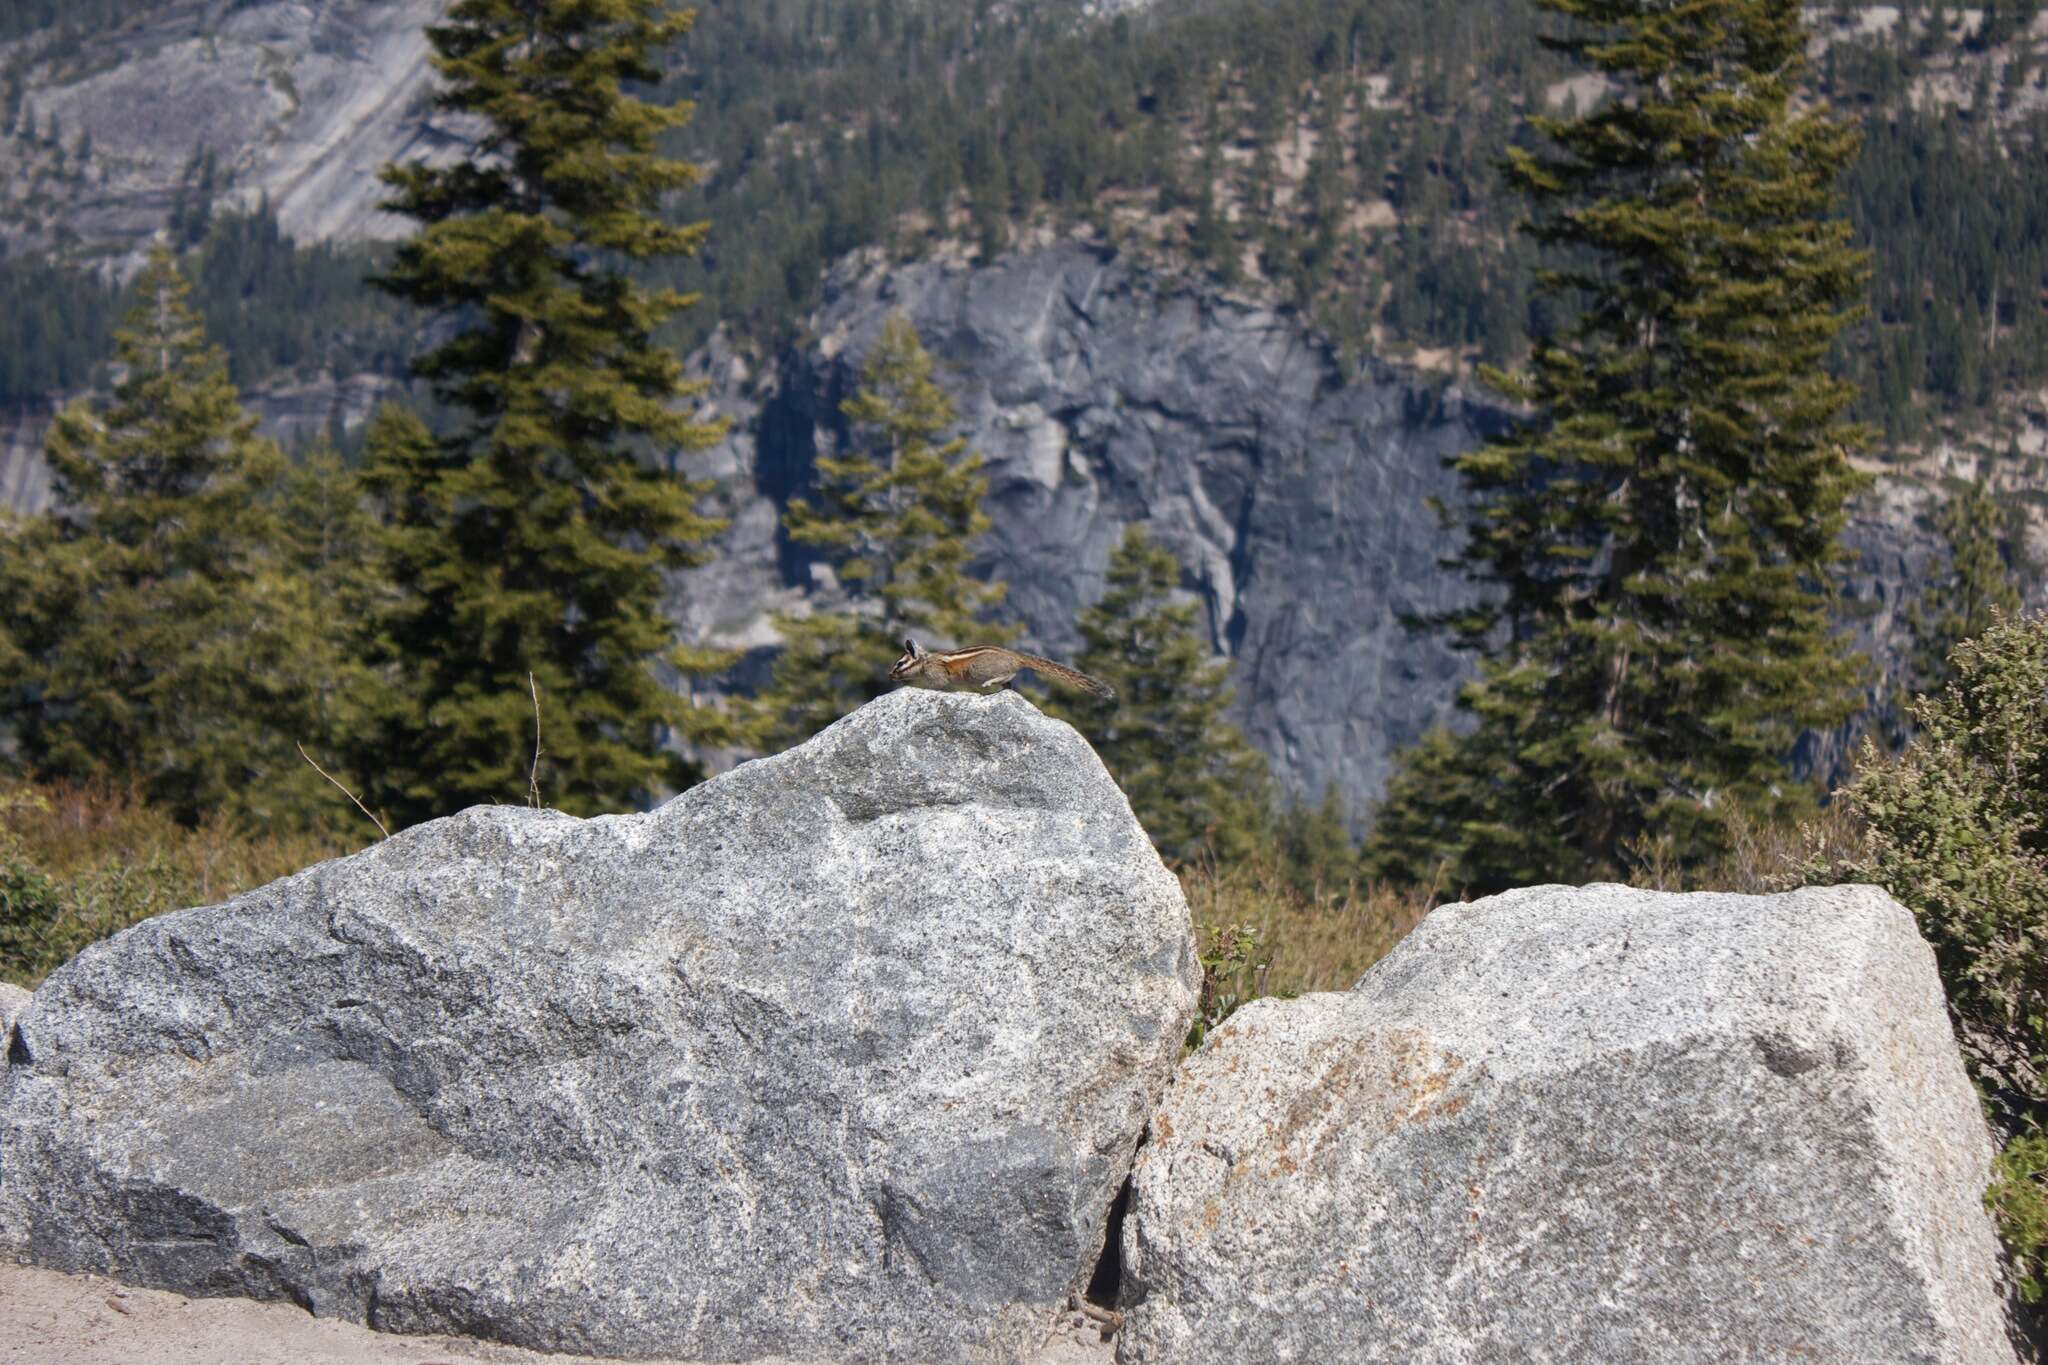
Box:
[888,639,1116,701]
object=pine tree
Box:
[1277,784,1360,902]
[357,0,727,826]
[1359,726,1501,891]
[1908,472,2029,693]
[1048,526,1270,864]
[272,445,387,828]
[0,248,338,829]
[745,315,1010,751]
[1367,0,1872,889]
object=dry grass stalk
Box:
[528,672,544,810]
[295,743,388,840]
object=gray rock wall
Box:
[675,245,1507,814]
[0,402,54,518]
[675,242,1953,816]
[0,0,455,262]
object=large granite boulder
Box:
[1119,883,2015,1364]
[0,689,1198,1362]
[0,983,27,1040]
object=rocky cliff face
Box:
[674,240,1950,814]
[0,0,453,262]
[676,243,1510,813]
[0,404,54,516]
[0,373,399,518]
[0,1,438,511]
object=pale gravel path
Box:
[0,1263,1116,1365]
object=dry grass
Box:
[1176,800,1874,1026]
[0,780,362,988]
[1626,801,1870,896]
[3,773,1859,1008]
[1178,855,1438,999]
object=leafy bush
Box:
[1818,614,2048,1116]
[1186,921,1274,1051]
[1809,611,2048,1299]
[1992,1135,2048,1304]
[0,792,67,980]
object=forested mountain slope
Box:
[641,0,2048,453]
[4,0,2043,445]
[0,0,2042,809]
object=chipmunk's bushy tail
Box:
[1020,653,1116,701]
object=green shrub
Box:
[1818,613,2048,1116]
[0,792,194,987]
[0,793,68,982]
[1992,1134,2048,1305]
[1187,921,1274,1051]
[1812,611,2048,1297]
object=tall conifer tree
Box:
[275,444,387,824]
[1276,785,1362,902]
[0,247,341,829]
[1368,0,1871,888]
[1048,526,1270,864]
[357,0,725,826]
[745,315,1010,751]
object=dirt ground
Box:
[0,1262,1117,1365]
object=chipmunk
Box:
[888,638,1116,701]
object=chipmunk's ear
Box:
[902,637,922,658]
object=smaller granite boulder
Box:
[1119,883,2015,1365]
